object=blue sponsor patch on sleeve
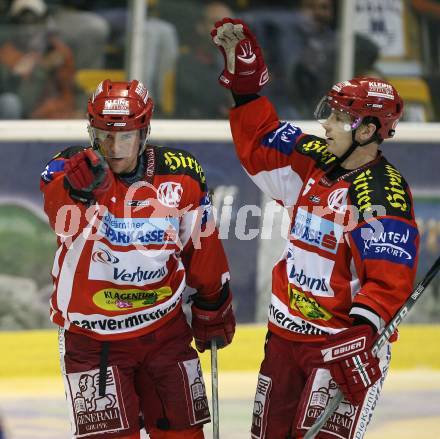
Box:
[199,193,213,226]
[41,159,65,183]
[351,218,418,268]
[261,122,302,155]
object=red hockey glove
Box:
[211,18,269,94]
[64,149,113,200]
[191,283,236,353]
[321,325,381,405]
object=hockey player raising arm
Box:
[211,18,419,439]
[40,79,235,439]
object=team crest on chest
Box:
[157,182,183,207]
[327,188,348,214]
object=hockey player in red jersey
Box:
[211,19,419,439]
[40,79,235,439]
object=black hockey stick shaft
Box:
[304,255,440,439]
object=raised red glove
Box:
[191,284,236,353]
[64,148,113,200]
[211,18,269,94]
[321,325,381,405]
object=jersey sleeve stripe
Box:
[349,305,383,332]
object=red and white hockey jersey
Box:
[230,96,419,341]
[40,145,230,341]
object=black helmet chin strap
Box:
[333,130,377,167]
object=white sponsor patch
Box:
[367,81,394,100]
[179,359,210,425]
[157,182,183,207]
[64,366,129,437]
[88,241,169,286]
[251,374,272,439]
[321,336,367,361]
[135,81,149,103]
[297,369,359,439]
[332,80,352,93]
[92,81,104,102]
[103,99,130,115]
[286,244,335,297]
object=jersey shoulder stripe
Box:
[155,145,207,191]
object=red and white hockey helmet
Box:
[314,77,404,140]
[88,79,154,157]
[88,79,153,130]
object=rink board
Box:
[0,325,439,380]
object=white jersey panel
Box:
[245,165,303,207]
[88,241,171,286]
[285,243,335,297]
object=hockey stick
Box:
[304,255,440,439]
[211,339,220,439]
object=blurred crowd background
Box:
[0,0,439,121]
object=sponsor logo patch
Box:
[71,292,181,333]
[98,213,179,246]
[291,208,343,254]
[163,151,206,185]
[126,200,150,207]
[352,169,374,212]
[66,366,128,437]
[300,139,336,165]
[351,218,418,267]
[92,247,120,264]
[288,285,333,321]
[286,244,335,297]
[269,296,326,336]
[288,262,331,296]
[384,164,409,213]
[321,336,366,361]
[41,159,65,183]
[103,99,130,115]
[298,369,359,439]
[251,374,272,439]
[200,193,213,226]
[262,122,302,155]
[179,359,210,425]
[92,287,173,310]
[89,243,169,286]
[367,81,395,100]
[135,81,149,103]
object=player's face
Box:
[321,110,358,157]
[93,129,140,174]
